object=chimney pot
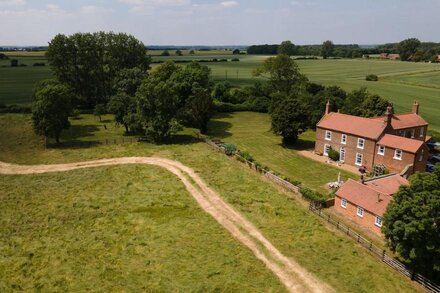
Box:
[325,100,331,115]
[412,100,419,115]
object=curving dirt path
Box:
[0,158,333,293]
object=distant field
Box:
[1,54,439,130]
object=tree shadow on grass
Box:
[207,112,233,139]
[280,138,315,151]
[47,140,101,149]
[61,124,101,140]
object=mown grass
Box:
[0,113,422,292]
[208,111,358,194]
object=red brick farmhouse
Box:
[315,101,430,176]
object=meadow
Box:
[0,113,421,292]
[1,53,439,132]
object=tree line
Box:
[247,39,440,61]
[32,32,214,144]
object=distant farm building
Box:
[379,53,400,60]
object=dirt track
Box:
[0,157,333,293]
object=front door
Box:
[340,147,346,162]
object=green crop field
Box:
[1,55,439,131]
[0,113,421,292]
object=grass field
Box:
[0,113,422,292]
[1,54,439,131]
[208,112,357,194]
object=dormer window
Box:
[341,134,347,144]
[394,149,403,160]
[357,138,365,149]
[325,130,332,141]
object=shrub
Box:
[70,109,81,120]
[238,150,254,162]
[366,74,378,81]
[300,187,327,205]
[223,144,236,156]
[10,59,18,67]
[231,58,240,62]
[328,147,340,161]
[33,62,46,66]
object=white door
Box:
[340,148,346,162]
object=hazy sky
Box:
[1,0,439,46]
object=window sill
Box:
[393,157,402,161]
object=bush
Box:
[328,147,340,161]
[223,144,236,156]
[231,58,240,62]
[0,104,31,113]
[33,62,46,67]
[300,187,327,205]
[366,74,378,81]
[10,59,18,67]
[70,109,81,120]
[238,150,254,162]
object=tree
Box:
[47,32,149,108]
[232,49,240,55]
[270,93,310,144]
[254,54,307,95]
[175,50,183,56]
[136,63,182,142]
[212,81,232,103]
[108,93,136,133]
[113,67,147,96]
[32,84,73,145]
[278,40,296,56]
[358,94,389,117]
[189,50,195,55]
[161,50,170,56]
[322,40,335,59]
[185,85,213,134]
[93,104,106,122]
[397,38,421,61]
[382,166,440,281]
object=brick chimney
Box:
[325,100,331,115]
[412,100,419,115]
[384,104,393,127]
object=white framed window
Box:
[411,129,415,138]
[357,138,365,149]
[394,149,403,160]
[357,207,364,217]
[355,153,363,166]
[420,127,424,138]
[377,145,385,156]
[324,144,331,156]
[419,150,424,162]
[325,130,332,141]
[341,198,347,208]
[341,134,347,144]
[375,216,382,227]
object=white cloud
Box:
[221,1,239,8]
[0,0,25,7]
[120,0,190,7]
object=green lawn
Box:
[208,111,358,194]
[0,113,421,292]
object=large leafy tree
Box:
[278,40,296,56]
[383,166,440,281]
[47,32,149,108]
[254,54,307,95]
[397,38,421,61]
[321,40,335,59]
[136,63,182,142]
[270,93,310,144]
[32,84,73,145]
[185,85,213,134]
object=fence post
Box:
[357,234,360,243]
[369,242,372,251]
[336,221,339,229]
[382,250,386,261]
[411,269,416,281]
[327,214,330,222]
[347,227,350,235]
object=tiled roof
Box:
[317,112,386,140]
[336,175,408,216]
[370,113,428,129]
[364,174,409,195]
[336,179,392,216]
[377,134,425,153]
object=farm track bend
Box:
[0,157,333,293]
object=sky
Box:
[0,0,439,46]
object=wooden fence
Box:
[309,203,440,293]
[203,137,440,293]
[51,137,140,148]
